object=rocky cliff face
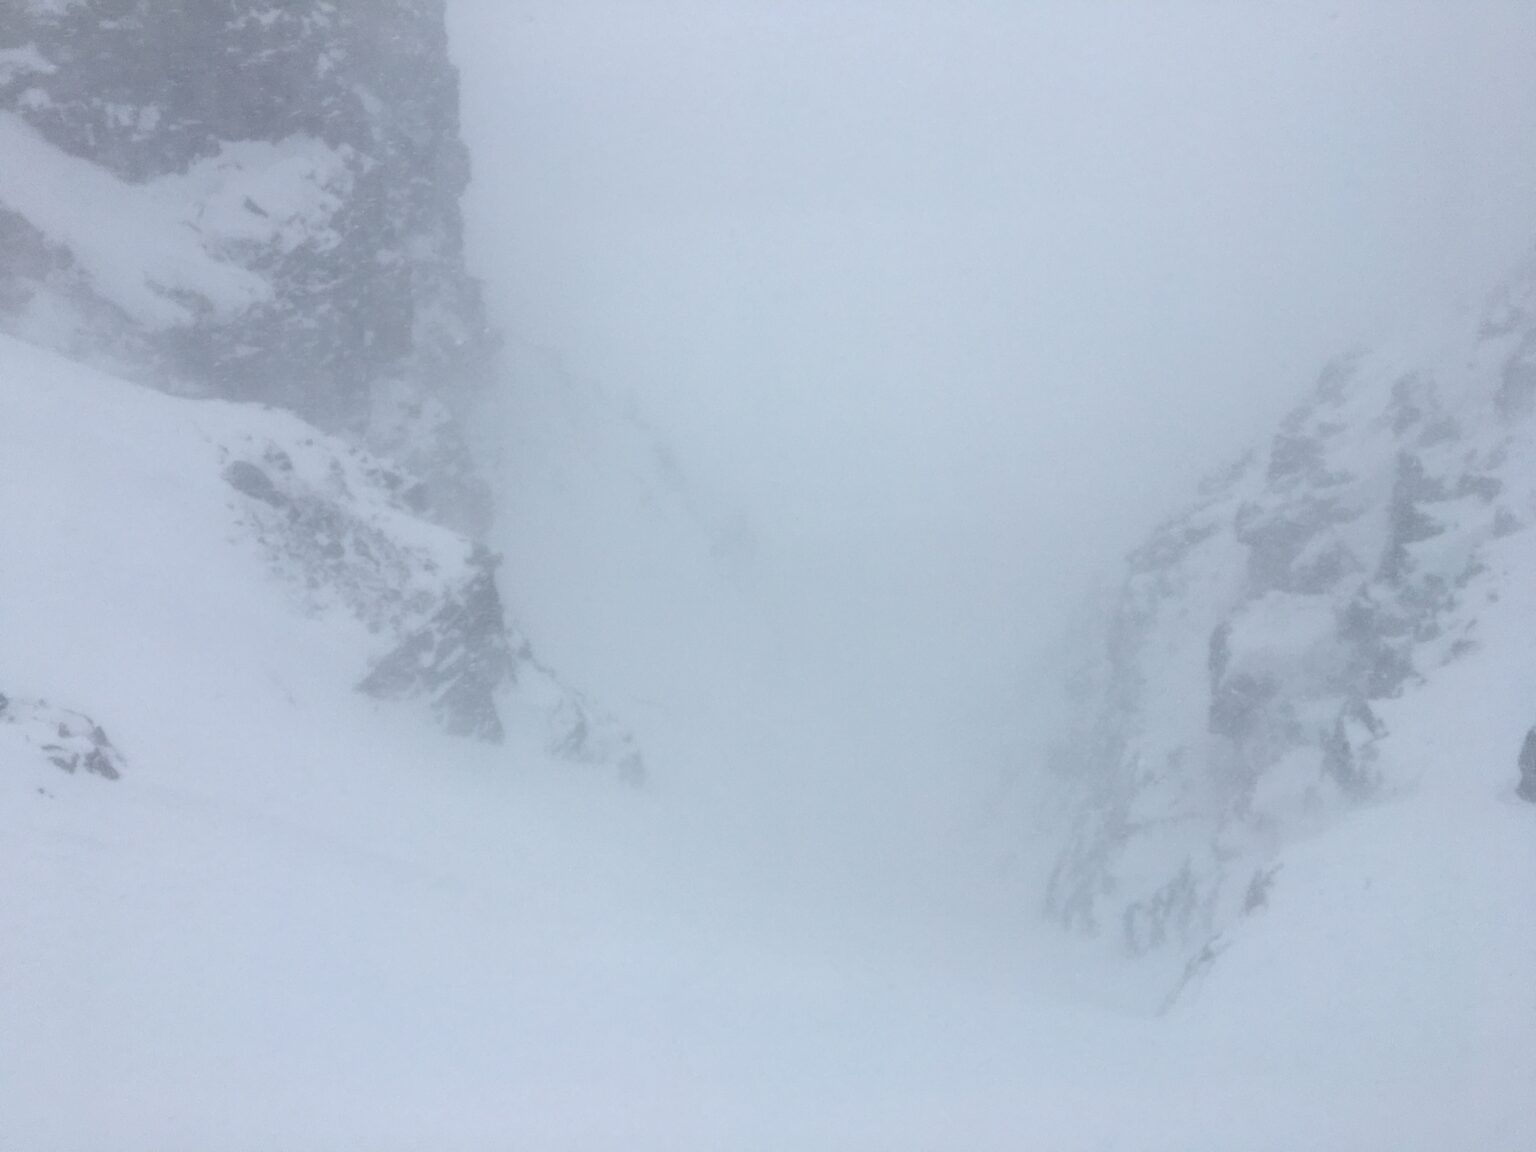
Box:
[215,397,644,774]
[1046,253,1536,973]
[0,4,644,769]
[0,0,491,529]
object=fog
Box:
[448,0,1536,915]
[11,4,1536,1146]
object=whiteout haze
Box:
[3,3,1535,1149]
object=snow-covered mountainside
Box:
[4,7,1533,1145]
[0,0,642,762]
[0,332,640,774]
[3,341,1530,1152]
[0,0,490,528]
[1045,252,1536,983]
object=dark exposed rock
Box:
[217,424,644,772]
[359,545,517,742]
[221,430,512,739]
[0,694,125,780]
[1387,374,1427,436]
[1379,452,1447,583]
[1243,864,1280,914]
[1206,621,1232,686]
[1311,351,1363,406]
[1320,704,1384,801]
[1124,862,1204,957]
[1267,428,1326,486]
[1335,590,1417,701]
[0,0,494,530]
[1208,671,1277,743]
[1236,494,1357,594]
[222,459,286,508]
[223,444,438,633]
[1519,728,1536,804]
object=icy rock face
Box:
[218,429,644,774]
[219,430,509,741]
[0,0,491,530]
[358,545,518,742]
[1048,254,1536,965]
[0,693,125,780]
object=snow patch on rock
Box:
[1045,251,1536,979]
[0,693,124,781]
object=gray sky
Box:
[447,0,1536,839]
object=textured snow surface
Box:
[2,332,1534,1149]
[0,110,352,329]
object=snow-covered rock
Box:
[0,693,125,782]
[0,331,641,774]
[0,4,645,770]
[0,0,491,529]
[1046,251,1536,976]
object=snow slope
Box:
[4,321,1535,1148]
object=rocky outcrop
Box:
[0,0,492,530]
[0,693,125,780]
[218,418,643,775]
[359,546,518,742]
[1046,253,1536,964]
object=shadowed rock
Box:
[0,693,125,780]
[1519,728,1536,803]
[359,546,516,742]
